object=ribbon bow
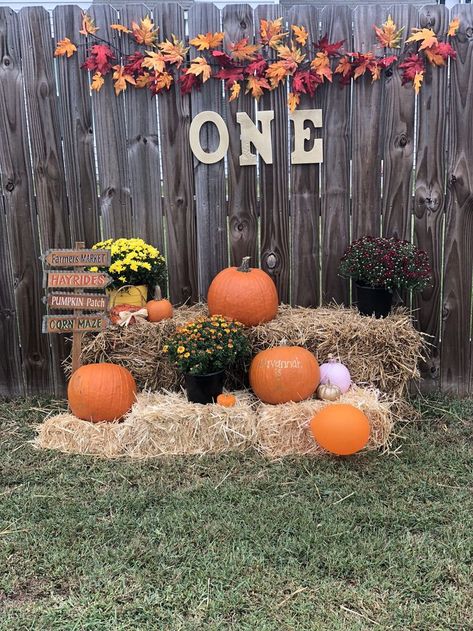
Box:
[117,308,148,327]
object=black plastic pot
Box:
[355,283,393,318]
[185,371,225,404]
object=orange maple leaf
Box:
[190,32,224,51]
[132,16,158,46]
[90,72,104,92]
[406,28,438,51]
[229,38,261,62]
[142,51,167,73]
[447,17,460,37]
[186,57,212,82]
[79,12,98,36]
[110,24,131,34]
[311,51,333,82]
[112,65,136,95]
[292,25,308,46]
[352,52,375,79]
[335,56,352,77]
[374,15,404,48]
[158,35,189,67]
[288,92,300,112]
[266,61,291,88]
[413,70,423,94]
[425,45,445,67]
[229,81,241,102]
[54,38,77,58]
[246,74,270,99]
[153,71,174,91]
[370,63,382,82]
[135,73,151,88]
[277,42,306,65]
[260,18,287,49]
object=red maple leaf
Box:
[214,66,245,88]
[245,55,268,77]
[436,41,456,61]
[179,71,201,94]
[292,69,322,97]
[211,50,234,68]
[82,44,115,75]
[314,34,344,56]
[124,52,145,77]
[398,53,425,84]
[378,55,398,68]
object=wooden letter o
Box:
[189,111,229,164]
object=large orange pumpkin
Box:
[207,256,278,326]
[146,287,173,322]
[309,404,370,455]
[68,363,137,423]
[249,346,320,404]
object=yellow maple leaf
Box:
[190,32,224,51]
[413,70,423,94]
[260,18,288,49]
[112,65,136,95]
[288,92,300,112]
[370,63,381,82]
[277,42,306,65]
[229,81,240,102]
[291,25,308,46]
[229,38,261,62]
[54,38,77,58]
[374,15,404,48]
[406,27,438,51]
[132,16,158,46]
[135,73,151,88]
[153,71,174,91]
[447,17,460,37]
[186,57,212,83]
[158,35,189,67]
[142,51,167,73]
[311,51,333,82]
[266,61,290,88]
[90,72,104,92]
[110,24,131,34]
[245,74,270,100]
[79,12,98,36]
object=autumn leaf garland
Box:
[55,13,460,108]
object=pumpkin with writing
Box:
[207,256,278,326]
[68,363,137,422]
[249,345,320,404]
[146,287,173,322]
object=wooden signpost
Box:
[42,243,112,373]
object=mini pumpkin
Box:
[146,286,173,322]
[68,363,137,422]
[207,256,278,326]
[249,345,320,404]
[316,382,341,402]
[319,357,351,393]
[216,393,237,407]
[109,304,146,325]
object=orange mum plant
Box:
[55,13,460,109]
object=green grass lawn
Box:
[0,397,472,630]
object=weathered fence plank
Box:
[120,4,165,255]
[18,6,71,395]
[413,4,448,392]
[153,2,198,304]
[88,4,133,239]
[320,5,351,305]
[441,4,473,395]
[381,4,417,241]
[0,7,52,396]
[222,3,259,269]
[351,5,385,239]
[53,5,100,248]
[288,4,321,307]
[255,4,290,303]
[189,3,227,299]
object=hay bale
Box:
[256,386,394,458]
[34,387,395,460]
[69,304,425,397]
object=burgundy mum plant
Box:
[339,236,432,292]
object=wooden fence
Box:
[0,3,472,397]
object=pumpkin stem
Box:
[237,256,251,272]
[154,286,162,300]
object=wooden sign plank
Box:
[43,315,109,334]
[43,249,111,267]
[47,293,109,311]
[46,271,113,289]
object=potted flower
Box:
[90,238,167,307]
[163,315,250,404]
[339,236,432,317]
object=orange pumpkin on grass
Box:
[207,256,278,326]
[68,363,137,422]
[146,286,173,322]
[249,345,320,404]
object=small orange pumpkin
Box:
[146,287,173,322]
[249,345,320,404]
[207,256,278,326]
[68,363,137,422]
[109,304,144,325]
[216,393,237,407]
